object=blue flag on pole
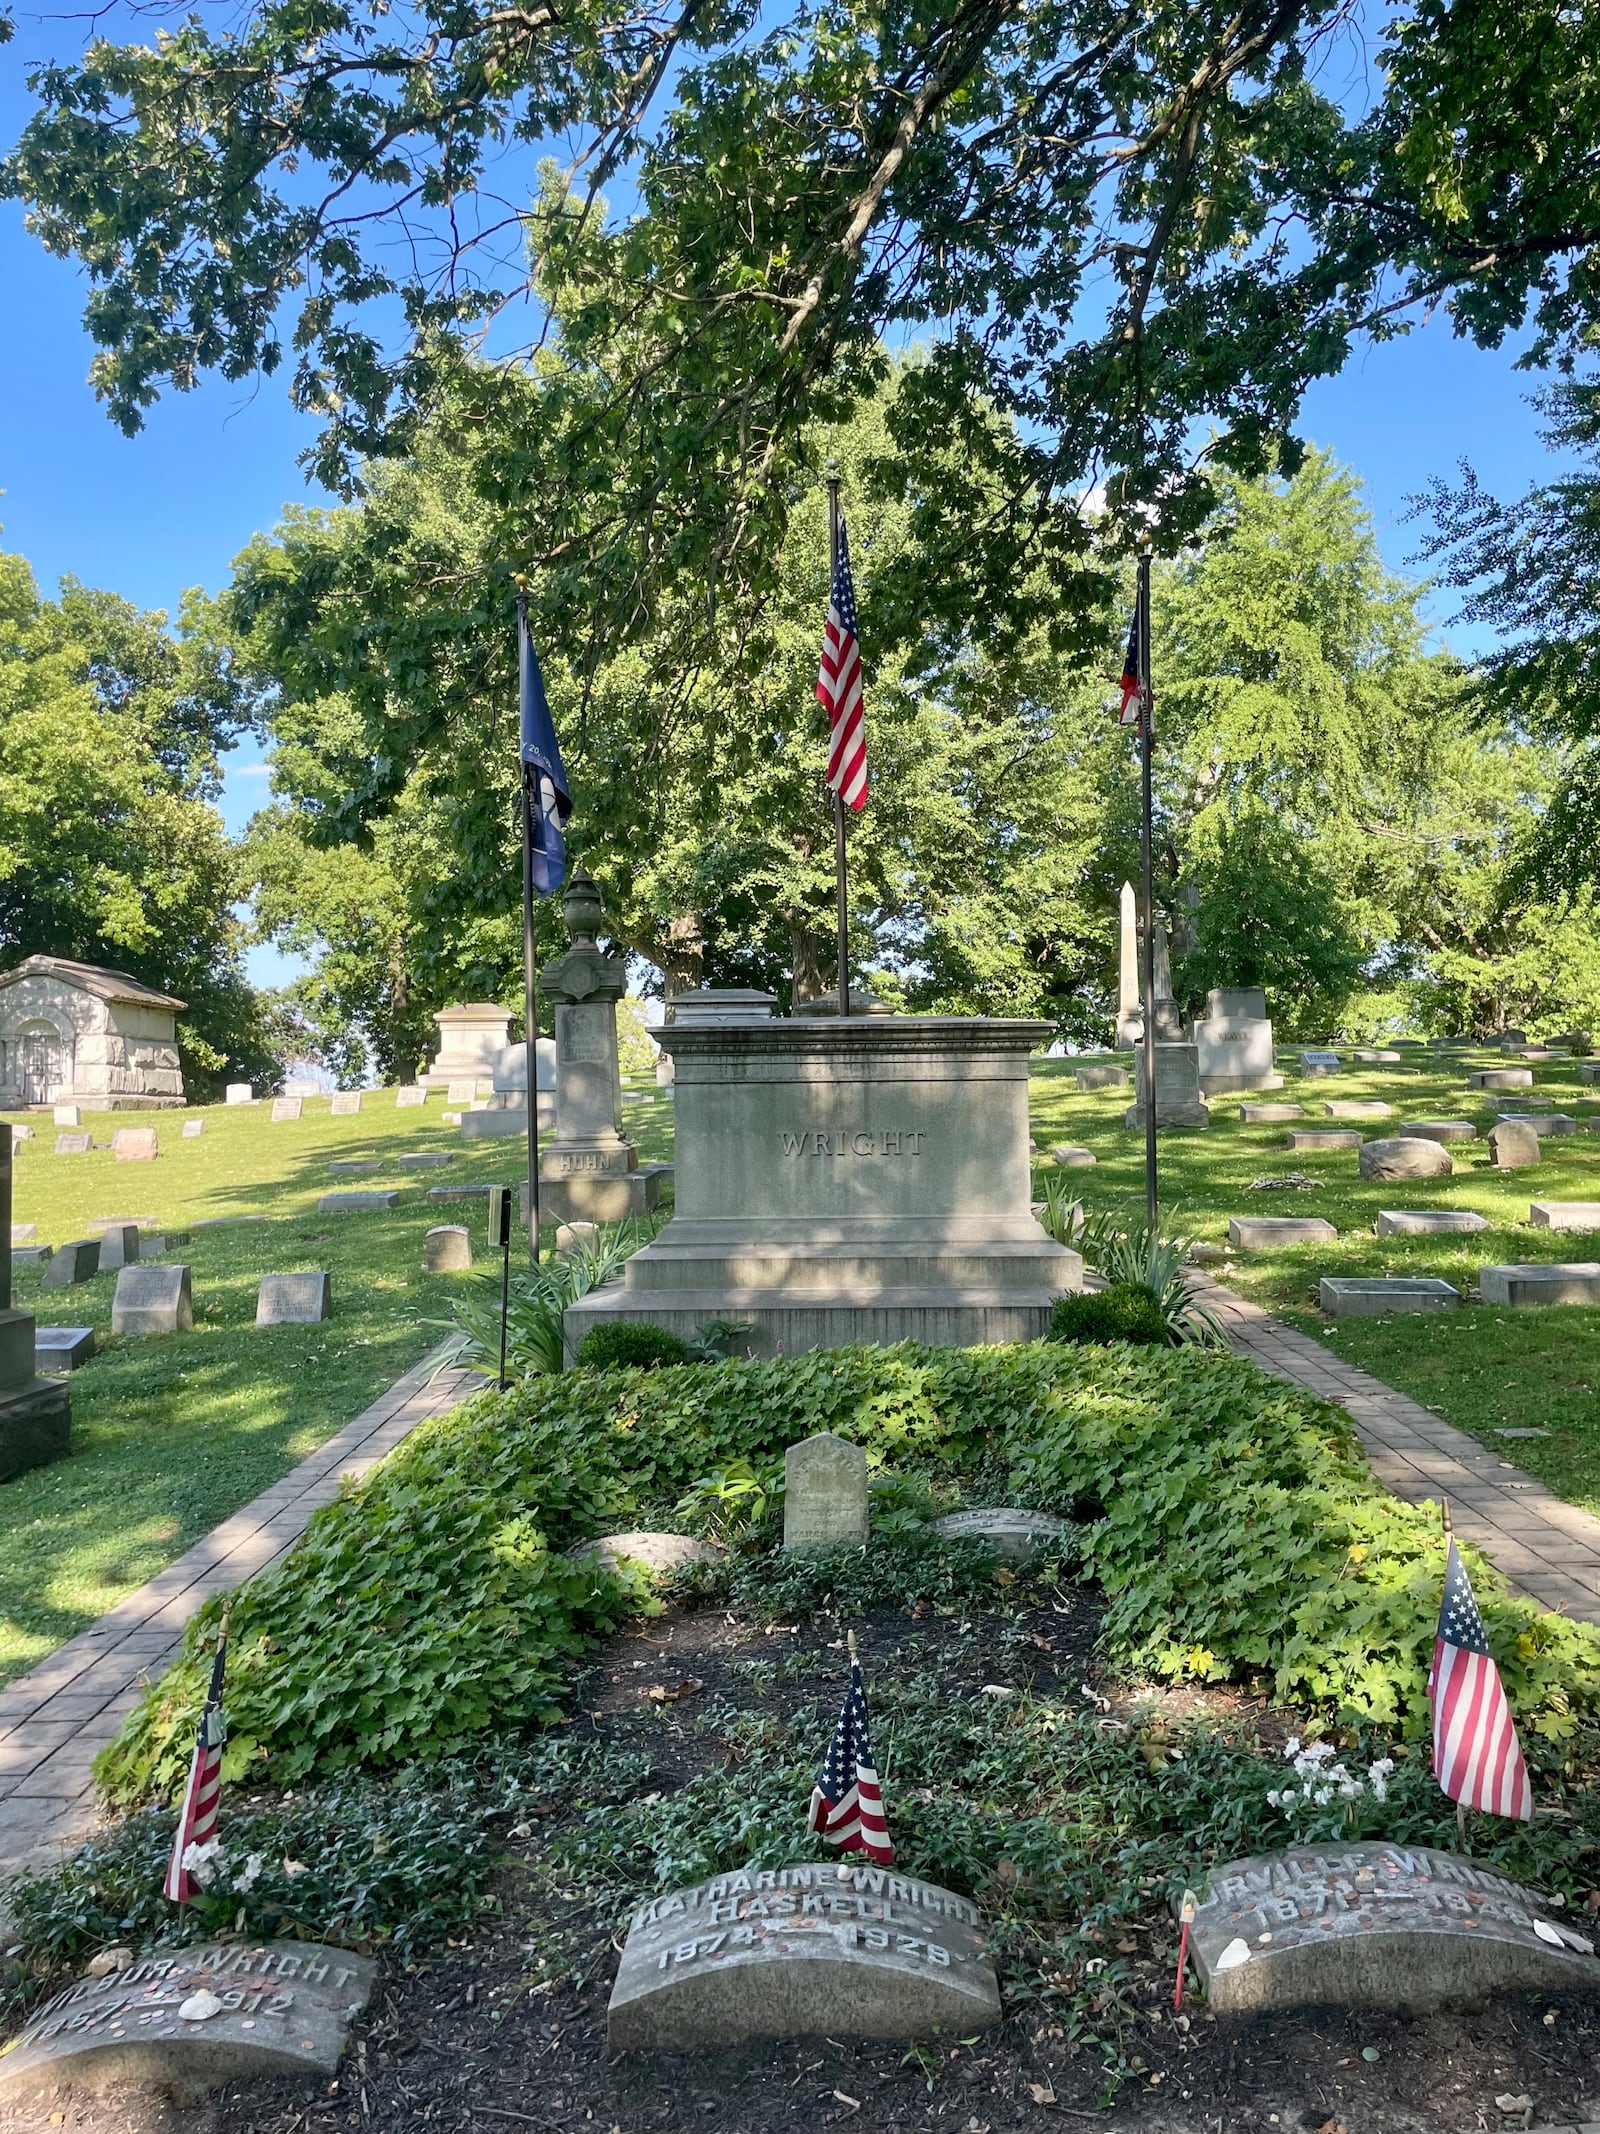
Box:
[518,603,572,896]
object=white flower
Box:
[1265,1790,1283,1808]
[1313,1785,1334,1806]
[232,1853,263,1894]
[181,1840,222,1888]
[1367,1758,1394,1801]
[1283,1737,1301,1759]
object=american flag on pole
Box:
[518,599,572,896]
[1116,598,1145,727]
[809,1652,893,1864]
[164,1617,230,1903]
[1429,1538,1533,1821]
[817,518,868,811]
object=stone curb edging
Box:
[0,1339,485,1883]
[1194,1273,1600,1628]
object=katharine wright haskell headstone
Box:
[0,1940,379,2106]
[1185,1842,1600,2013]
[607,1861,1000,2048]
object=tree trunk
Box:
[790,920,827,1003]
[662,913,705,997]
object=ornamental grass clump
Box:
[99,1343,1600,1804]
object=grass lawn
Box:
[1027,1047,1600,1515]
[1,1087,676,1688]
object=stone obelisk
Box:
[1115,881,1141,1049]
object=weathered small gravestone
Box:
[397,1150,454,1169]
[1357,1136,1453,1182]
[88,1215,156,1235]
[1480,1263,1600,1307]
[1375,1209,1489,1236]
[607,1862,1000,2048]
[556,1220,602,1257]
[97,1225,141,1271]
[1489,1120,1541,1169]
[224,1083,253,1104]
[784,1432,869,1550]
[35,1326,94,1372]
[112,1264,193,1335]
[1074,1064,1128,1091]
[1399,1119,1477,1143]
[1530,1201,1600,1231]
[270,1096,303,1123]
[55,1132,92,1155]
[1468,1067,1533,1090]
[328,1091,362,1116]
[111,1127,159,1163]
[0,1939,379,2106]
[181,1118,205,1138]
[428,1182,493,1204]
[446,1077,480,1105]
[11,1123,33,1141]
[1284,1129,1363,1151]
[1185,1843,1599,2014]
[1299,1049,1342,1075]
[1226,1216,1338,1250]
[316,1191,400,1214]
[52,1104,81,1127]
[1325,1100,1393,1119]
[568,1532,722,1577]
[424,1225,472,1272]
[11,1223,35,1244]
[1497,1110,1577,1136]
[930,1507,1068,1564]
[329,1158,384,1176]
[1319,1277,1460,1317]
[283,1076,321,1098]
[256,1272,332,1326]
[42,1240,100,1288]
[395,1085,428,1108]
[1239,1103,1304,1123]
[12,1244,51,1267]
[1049,1145,1096,1166]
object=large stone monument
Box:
[0,1124,72,1483]
[421,1002,510,1095]
[564,1011,1081,1357]
[538,873,671,1224]
[1192,985,1283,1094]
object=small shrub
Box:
[575,1322,692,1371]
[1050,1285,1171,1346]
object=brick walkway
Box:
[0,1340,482,1883]
[1197,1274,1600,1628]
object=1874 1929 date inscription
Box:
[607,1861,1000,2048]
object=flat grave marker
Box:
[1399,1119,1477,1143]
[10,1223,34,1243]
[270,1096,302,1123]
[1049,1145,1096,1166]
[1530,1202,1600,1231]
[607,1862,1000,2049]
[54,1132,91,1155]
[34,1326,94,1372]
[929,1507,1068,1564]
[1375,1209,1489,1237]
[181,1118,205,1138]
[397,1150,454,1169]
[1468,1067,1533,1090]
[328,1159,384,1177]
[1187,1842,1599,2013]
[1319,1277,1460,1318]
[784,1432,868,1550]
[0,1939,379,2106]
[1284,1130,1362,1151]
[1239,1103,1303,1123]
[316,1191,400,1214]
[1226,1216,1337,1250]
[1324,1100,1393,1119]
[1480,1263,1600,1308]
[111,1127,159,1162]
[256,1272,332,1326]
[1073,1064,1127,1091]
[1497,1111,1577,1136]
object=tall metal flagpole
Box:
[517,595,543,1263]
[1136,541,1159,1233]
[827,466,851,1017]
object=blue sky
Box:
[0,34,1568,986]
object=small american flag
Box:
[1116,598,1145,727]
[817,518,868,811]
[809,1653,893,1864]
[164,1619,230,1904]
[1429,1538,1533,1821]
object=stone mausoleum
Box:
[565,1007,1081,1358]
[0,956,185,1110]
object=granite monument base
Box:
[536,1161,672,1225]
[0,1365,72,1482]
[565,1017,1079,1360]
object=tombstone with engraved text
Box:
[607,1860,1000,2049]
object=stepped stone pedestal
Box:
[538,874,671,1224]
[564,1014,1081,1359]
[0,1125,71,1483]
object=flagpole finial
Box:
[1442,1497,1453,1536]
[846,1628,859,1662]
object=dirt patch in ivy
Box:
[7,1587,1600,2134]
